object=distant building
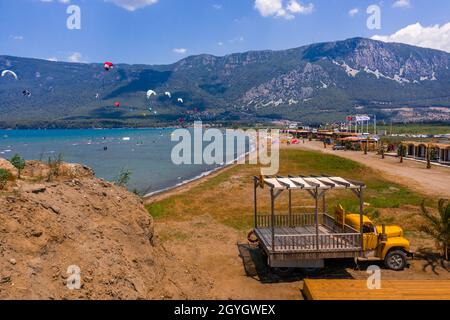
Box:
[402,141,450,165]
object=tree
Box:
[380,144,385,159]
[419,199,450,261]
[0,168,10,190]
[115,168,132,187]
[10,154,25,179]
[398,144,406,163]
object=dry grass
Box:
[146,149,432,242]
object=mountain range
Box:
[1,37,450,128]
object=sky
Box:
[1,0,450,65]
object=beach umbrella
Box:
[164,91,171,98]
[114,101,120,108]
[1,70,18,80]
[177,98,184,104]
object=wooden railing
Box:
[256,213,362,252]
[256,213,322,228]
[274,233,361,252]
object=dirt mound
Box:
[0,159,200,300]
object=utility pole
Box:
[374,114,377,135]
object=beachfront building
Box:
[403,141,450,165]
[337,136,379,151]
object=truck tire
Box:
[384,250,407,271]
[272,267,295,277]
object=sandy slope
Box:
[0,160,212,300]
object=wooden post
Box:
[359,187,364,253]
[315,188,320,250]
[271,188,275,252]
[254,179,258,229]
[288,189,292,227]
[322,192,326,214]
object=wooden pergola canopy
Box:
[255,176,365,191]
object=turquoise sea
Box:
[0,129,246,195]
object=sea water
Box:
[0,128,248,195]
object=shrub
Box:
[115,168,132,187]
[0,168,11,190]
[419,199,450,261]
[10,154,25,179]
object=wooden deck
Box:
[303,279,450,300]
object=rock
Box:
[9,258,16,265]
[31,230,43,238]
[22,184,46,194]
[0,276,11,284]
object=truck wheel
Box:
[384,250,407,271]
[272,267,295,277]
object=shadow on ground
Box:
[238,243,355,284]
[415,248,450,274]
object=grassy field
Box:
[146,149,431,235]
[377,123,450,135]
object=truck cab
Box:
[345,213,412,270]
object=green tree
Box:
[419,199,450,261]
[10,154,25,179]
[115,168,132,187]
[0,168,10,190]
[398,144,406,163]
[426,146,432,169]
[380,144,385,159]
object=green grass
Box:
[377,123,450,135]
[146,149,432,231]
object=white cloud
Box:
[10,35,24,40]
[229,36,245,43]
[286,0,313,15]
[68,52,83,63]
[47,57,58,62]
[392,0,411,8]
[40,0,71,3]
[173,48,187,54]
[372,22,450,53]
[254,0,313,20]
[348,8,359,17]
[104,0,158,12]
[212,4,223,10]
[218,42,224,46]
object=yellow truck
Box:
[340,207,412,270]
[251,175,413,272]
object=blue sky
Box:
[1,0,450,65]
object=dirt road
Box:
[291,141,450,198]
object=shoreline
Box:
[143,162,236,204]
[144,147,256,203]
